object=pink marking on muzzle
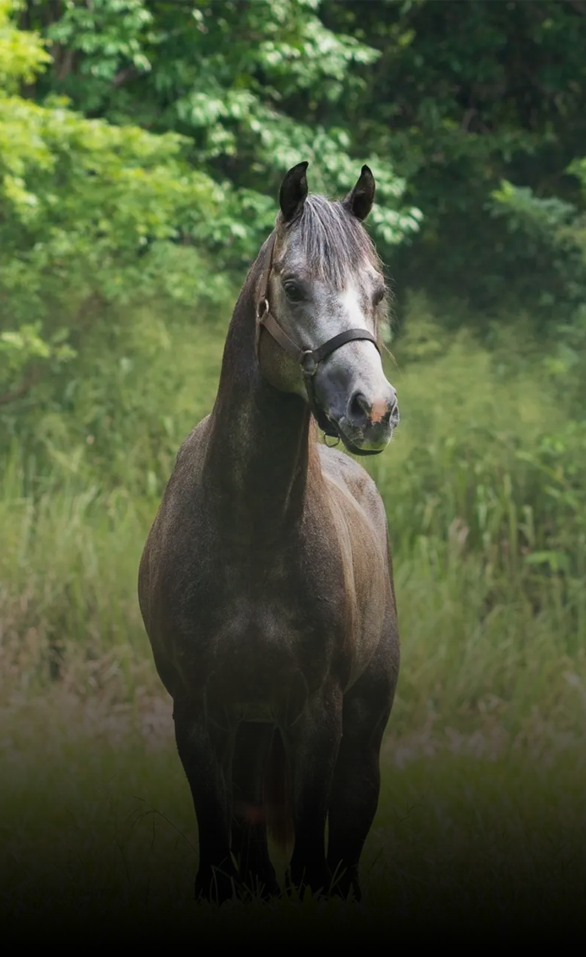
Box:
[370,398,388,424]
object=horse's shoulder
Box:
[317,443,375,487]
[316,445,387,526]
[151,417,211,528]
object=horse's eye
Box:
[373,286,386,306]
[283,280,304,302]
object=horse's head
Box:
[257,162,399,456]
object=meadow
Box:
[3,0,586,939]
[1,303,585,938]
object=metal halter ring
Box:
[257,298,269,320]
[300,350,318,377]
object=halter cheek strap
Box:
[255,232,383,457]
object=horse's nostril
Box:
[348,390,398,429]
[349,392,371,426]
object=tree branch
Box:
[460,108,477,132]
[112,66,140,88]
[52,45,76,81]
[0,367,41,407]
[567,0,586,15]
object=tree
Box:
[322,0,586,325]
[1,1,418,471]
[21,0,420,267]
[0,0,224,418]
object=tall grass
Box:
[1,308,584,739]
[2,713,586,936]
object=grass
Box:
[1,316,585,735]
[1,308,586,937]
[1,694,586,939]
[1,466,585,739]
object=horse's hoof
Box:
[286,862,333,899]
[195,864,241,904]
[329,863,362,901]
[331,876,361,901]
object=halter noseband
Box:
[255,232,383,457]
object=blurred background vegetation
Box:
[4,2,586,930]
[1,0,586,739]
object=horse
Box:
[138,162,400,904]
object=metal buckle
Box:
[257,297,269,320]
[301,350,318,377]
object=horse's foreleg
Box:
[326,634,398,900]
[173,698,239,903]
[284,685,343,897]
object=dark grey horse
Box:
[138,162,400,903]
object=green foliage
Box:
[13,0,586,326]
[1,0,585,764]
[322,0,586,324]
[24,0,419,266]
[0,1,229,420]
[373,313,586,615]
[1,1,421,434]
[487,179,586,324]
[0,0,50,88]
[3,16,586,926]
[2,307,585,735]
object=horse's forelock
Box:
[286,194,381,289]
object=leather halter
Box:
[255,232,383,457]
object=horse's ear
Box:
[279,161,309,223]
[343,165,375,222]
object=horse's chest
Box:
[171,553,345,715]
[175,543,346,674]
[211,548,345,639]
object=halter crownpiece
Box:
[255,232,384,457]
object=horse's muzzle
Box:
[336,387,400,452]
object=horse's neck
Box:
[204,261,313,544]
